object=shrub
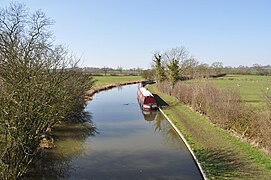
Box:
[249,111,271,151]
[264,91,271,113]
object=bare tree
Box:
[0,3,94,179]
[164,47,189,64]
[180,58,199,79]
[117,66,123,74]
[163,47,190,86]
[103,66,108,76]
[211,62,224,75]
[196,63,210,79]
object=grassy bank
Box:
[148,84,271,179]
[93,75,143,86]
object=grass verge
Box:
[148,84,271,179]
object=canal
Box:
[27,84,203,179]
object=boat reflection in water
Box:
[141,109,158,122]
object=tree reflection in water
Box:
[23,111,98,179]
[142,110,185,151]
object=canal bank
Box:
[148,85,271,179]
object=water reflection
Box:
[117,85,123,91]
[140,109,185,151]
[24,112,97,179]
[152,113,185,151]
[141,110,157,122]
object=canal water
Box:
[27,84,202,179]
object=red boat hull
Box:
[137,87,157,111]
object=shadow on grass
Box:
[195,148,261,179]
[153,94,169,107]
[243,99,262,104]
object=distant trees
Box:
[211,62,224,75]
[141,69,154,80]
[0,3,94,179]
[117,66,123,74]
[195,63,210,78]
[224,65,271,76]
[180,58,199,79]
[252,64,269,76]
[103,66,109,76]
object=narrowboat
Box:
[137,87,157,111]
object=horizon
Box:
[81,64,271,70]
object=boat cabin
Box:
[137,87,157,110]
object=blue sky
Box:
[1,0,271,69]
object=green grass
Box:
[93,75,143,86]
[189,74,271,106]
[148,84,271,179]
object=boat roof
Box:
[139,87,154,97]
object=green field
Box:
[93,75,143,86]
[199,74,271,106]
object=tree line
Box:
[0,3,95,179]
[81,66,143,76]
[225,64,271,76]
[141,47,271,82]
[141,47,225,85]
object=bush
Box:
[250,111,271,151]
